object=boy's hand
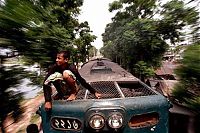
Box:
[45,102,52,111]
[95,92,101,99]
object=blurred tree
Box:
[173,43,200,111]
[0,0,96,95]
[88,46,98,58]
[101,0,199,80]
[0,0,96,131]
[0,66,25,133]
[0,0,96,67]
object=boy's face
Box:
[56,53,68,66]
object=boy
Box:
[43,51,101,111]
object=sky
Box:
[78,0,115,49]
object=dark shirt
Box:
[43,63,96,102]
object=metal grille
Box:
[88,81,121,99]
[76,86,86,100]
[121,86,156,97]
[76,81,156,100]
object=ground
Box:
[3,94,44,133]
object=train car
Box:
[37,58,171,133]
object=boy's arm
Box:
[43,65,56,111]
[76,74,101,98]
[69,65,97,94]
[43,83,52,111]
[43,84,52,102]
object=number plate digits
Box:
[51,117,81,131]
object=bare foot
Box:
[67,94,76,101]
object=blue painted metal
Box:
[40,93,170,133]
[38,58,171,133]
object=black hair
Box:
[58,50,70,59]
[26,124,39,133]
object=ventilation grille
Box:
[76,81,156,100]
[121,87,156,97]
[88,81,121,99]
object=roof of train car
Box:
[79,58,138,82]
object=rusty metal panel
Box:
[121,86,156,97]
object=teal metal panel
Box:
[40,94,170,133]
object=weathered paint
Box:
[40,93,170,133]
[38,58,171,133]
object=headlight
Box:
[89,114,105,130]
[108,113,123,129]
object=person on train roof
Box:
[43,50,101,111]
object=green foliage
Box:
[101,0,199,80]
[0,0,96,132]
[0,0,96,67]
[88,46,97,57]
[173,43,200,111]
[73,21,97,62]
[100,41,116,61]
[160,0,199,44]
[108,1,123,12]
[175,44,200,83]
[133,61,154,81]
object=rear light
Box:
[108,113,123,129]
[89,114,105,130]
[128,112,159,128]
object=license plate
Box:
[51,117,82,131]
